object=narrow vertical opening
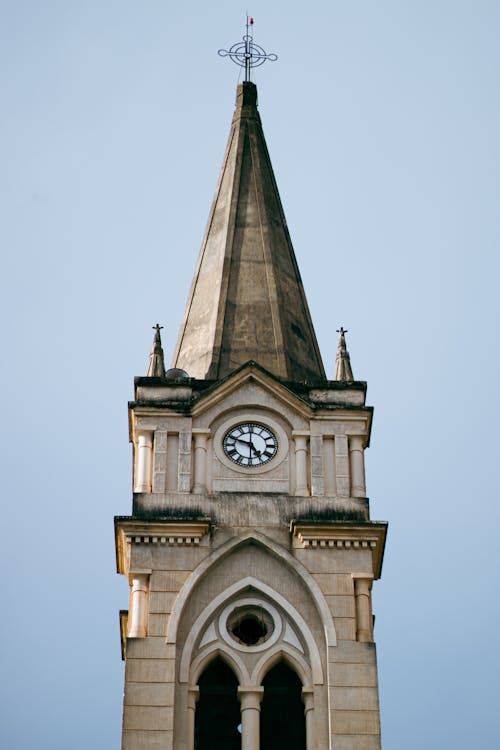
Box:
[260,662,306,750]
[195,658,241,750]
[166,433,179,491]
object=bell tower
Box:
[115,65,387,750]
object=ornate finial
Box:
[334,327,354,382]
[146,323,166,378]
[218,15,278,82]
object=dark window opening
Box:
[260,662,306,750]
[195,658,241,750]
[232,615,267,645]
[227,606,274,647]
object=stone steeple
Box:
[146,324,166,377]
[334,326,354,381]
[172,82,326,383]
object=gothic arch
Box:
[190,644,250,687]
[167,530,336,648]
[179,575,324,685]
[251,644,312,688]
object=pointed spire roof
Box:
[334,327,354,381]
[146,324,166,377]
[172,82,326,383]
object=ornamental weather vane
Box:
[218,16,278,82]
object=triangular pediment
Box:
[191,361,313,420]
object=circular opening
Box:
[227,606,274,647]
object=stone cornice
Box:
[290,521,387,579]
[114,517,211,574]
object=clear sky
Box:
[1,1,499,748]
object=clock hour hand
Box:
[235,436,261,457]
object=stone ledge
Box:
[115,518,211,575]
[290,521,387,578]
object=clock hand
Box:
[235,437,260,456]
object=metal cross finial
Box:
[336,327,348,336]
[153,324,164,332]
[218,16,278,82]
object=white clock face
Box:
[223,422,278,467]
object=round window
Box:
[227,606,274,647]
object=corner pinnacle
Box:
[146,324,166,377]
[334,327,354,381]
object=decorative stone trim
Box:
[115,519,211,574]
[126,523,209,546]
[129,535,201,545]
[290,522,387,579]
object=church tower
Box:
[115,74,387,750]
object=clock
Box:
[223,422,278,467]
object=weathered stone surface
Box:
[330,641,378,664]
[326,595,356,618]
[333,617,357,640]
[329,736,381,750]
[126,659,175,683]
[122,730,173,750]
[332,687,380,711]
[148,592,178,614]
[330,663,379,687]
[294,548,373,574]
[331,709,380,735]
[125,683,174,707]
[172,82,326,383]
[147,614,167,637]
[150,571,190,592]
[314,573,354,596]
[126,638,174,660]
[123,706,173,731]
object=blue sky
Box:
[1,2,499,748]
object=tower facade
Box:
[115,82,387,750]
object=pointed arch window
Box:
[195,658,241,750]
[260,662,306,750]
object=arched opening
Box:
[195,658,241,750]
[260,662,306,750]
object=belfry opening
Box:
[195,659,240,750]
[261,662,306,750]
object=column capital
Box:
[128,571,150,587]
[187,685,200,709]
[292,431,310,440]
[136,429,154,442]
[238,686,264,710]
[348,435,365,450]
[302,686,314,713]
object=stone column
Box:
[349,436,366,497]
[135,431,153,492]
[128,573,149,638]
[192,430,210,494]
[187,686,199,750]
[238,687,264,750]
[293,432,309,496]
[302,688,314,750]
[353,576,373,642]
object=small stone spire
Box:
[146,324,166,377]
[334,327,354,381]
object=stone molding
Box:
[291,521,387,579]
[167,530,337,649]
[115,519,210,574]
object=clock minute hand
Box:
[235,436,260,456]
